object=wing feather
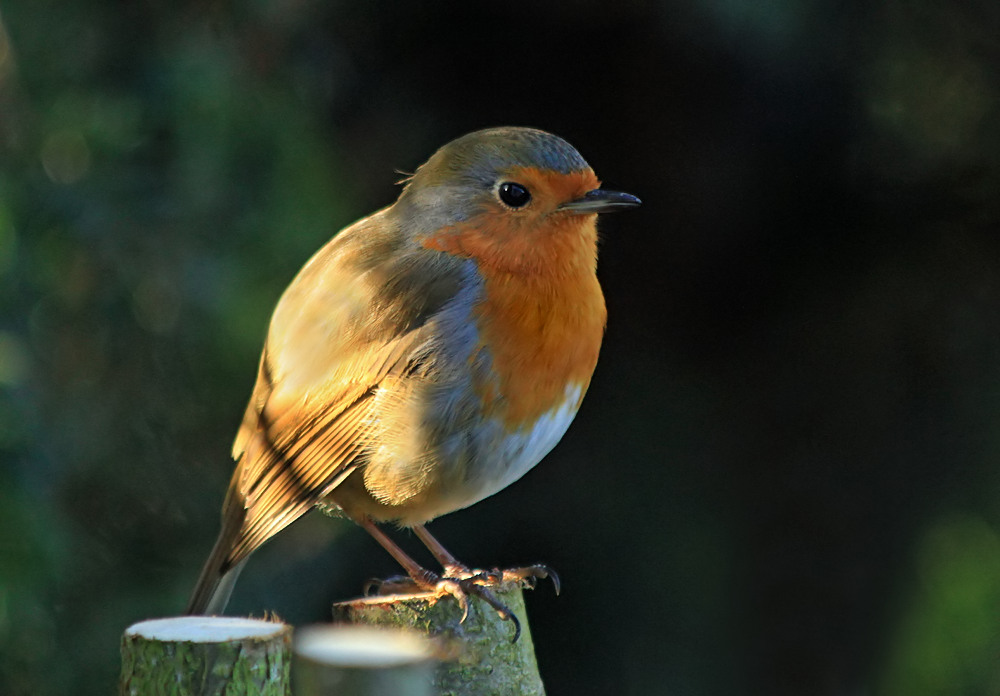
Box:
[224,333,424,567]
[211,218,471,571]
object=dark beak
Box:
[560,189,642,214]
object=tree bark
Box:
[331,584,546,696]
[120,616,291,696]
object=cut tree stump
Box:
[293,624,435,696]
[120,616,291,695]
[332,583,546,696]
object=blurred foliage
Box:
[1,0,999,694]
[880,515,1000,695]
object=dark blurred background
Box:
[2,0,1000,694]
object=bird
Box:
[185,127,640,633]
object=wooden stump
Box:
[293,625,435,696]
[332,584,546,696]
[120,616,291,695]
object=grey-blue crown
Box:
[431,127,592,179]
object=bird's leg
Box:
[411,523,470,578]
[354,516,439,589]
[411,524,561,594]
[354,516,523,640]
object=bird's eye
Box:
[498,181,531,208]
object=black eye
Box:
[498,181,531,208]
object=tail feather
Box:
[185,534,247,615]
[186,487,248,615]
[186,552,246,615]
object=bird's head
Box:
[394,127,640,275]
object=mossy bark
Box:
[120,617,292,696]
[331,584,545,696]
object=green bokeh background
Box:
[2,1,999,694]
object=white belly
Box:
[363,383,587,525]
[468,383,584,506]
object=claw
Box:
[452,581,523,642]
[432,578,472,623]
[508,612,521,643]
[549,568,562,596]
[453,586,471,623]
[525,564,560,595]
[496,563,560,595]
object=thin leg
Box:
[355,516,437,586]
[412,524,467,576]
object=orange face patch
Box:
[505,166,601,214]
[420,166,602,276]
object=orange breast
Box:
[422,200,607,430]
[474,261,606,429]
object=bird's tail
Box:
[186,486,248,615]
[185,537,246,615]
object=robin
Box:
[186,127,640,635]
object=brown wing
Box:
[185,324,427,615]
[213,211,469,571]
[223,331,422,566]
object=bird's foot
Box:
[432,572,523,642]
[362,563,558,643]
[445,563,561,595]
[366,562,558,594]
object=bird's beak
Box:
[559,189,642,214]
